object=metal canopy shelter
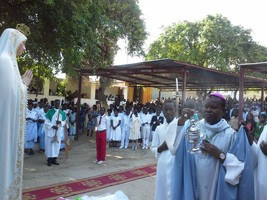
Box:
[238,62,267,121]
[77,58,267,94]
[74,59,267,140]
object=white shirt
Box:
[97,114,107,131]
[26,108,38,121]
[141,113,152,126]
[151,118,178,200]
[123,114,131,129]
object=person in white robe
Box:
[140,107,152,149]
[129,107,141,150]
[68,106,77,140]
[118,106,125,130]
[251,125,267,200]
[25,101,38,155]
[151,100,178,200]
[110,108,122,148]
[0,25,33,200]
[44,99,66,166]
[120,109,131,149]
[34,101,42,143]
[106,109,112,147]
[37,104,49,152]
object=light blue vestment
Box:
[37,122,45,150]
[216,127,254,200]
[171,120,198,200]
[171,122,254,200]
[25,110,38,149]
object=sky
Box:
[114,0,267,65]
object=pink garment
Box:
[209,92,225,100]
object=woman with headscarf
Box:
[0,25,33,200]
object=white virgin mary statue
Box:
[0,25,33,200]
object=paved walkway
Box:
[23,135,157,199]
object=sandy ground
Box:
[23,134,157,200]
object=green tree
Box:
[0,0,147,104]
[146,14,267,99]
[146,14,267,72]
[56,79,68,96]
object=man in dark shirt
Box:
[150,109,164,142]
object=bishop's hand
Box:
[201,140,225,162]
[178,108,195,126]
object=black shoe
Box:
[39,149,45,153]
[28,149,35,155]
[52,161,59,165]
[52,158,59,165]
[47,158,52,166]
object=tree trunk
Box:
[196,89,213,101]
[98,77,112,109]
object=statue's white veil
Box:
[0,28,27,200]
[0,28,27,66]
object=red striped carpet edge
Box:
[22,164,157,200]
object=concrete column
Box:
[122,87,128,100]
[43,78,50,96]
[90,83,96,100]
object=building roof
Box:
[77,59,267,91]
[239,62,267,73]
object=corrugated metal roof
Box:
[77,59,267,91]
[239,62,267,73]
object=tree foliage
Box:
[0,0,147,76]
[146,14,267,72]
